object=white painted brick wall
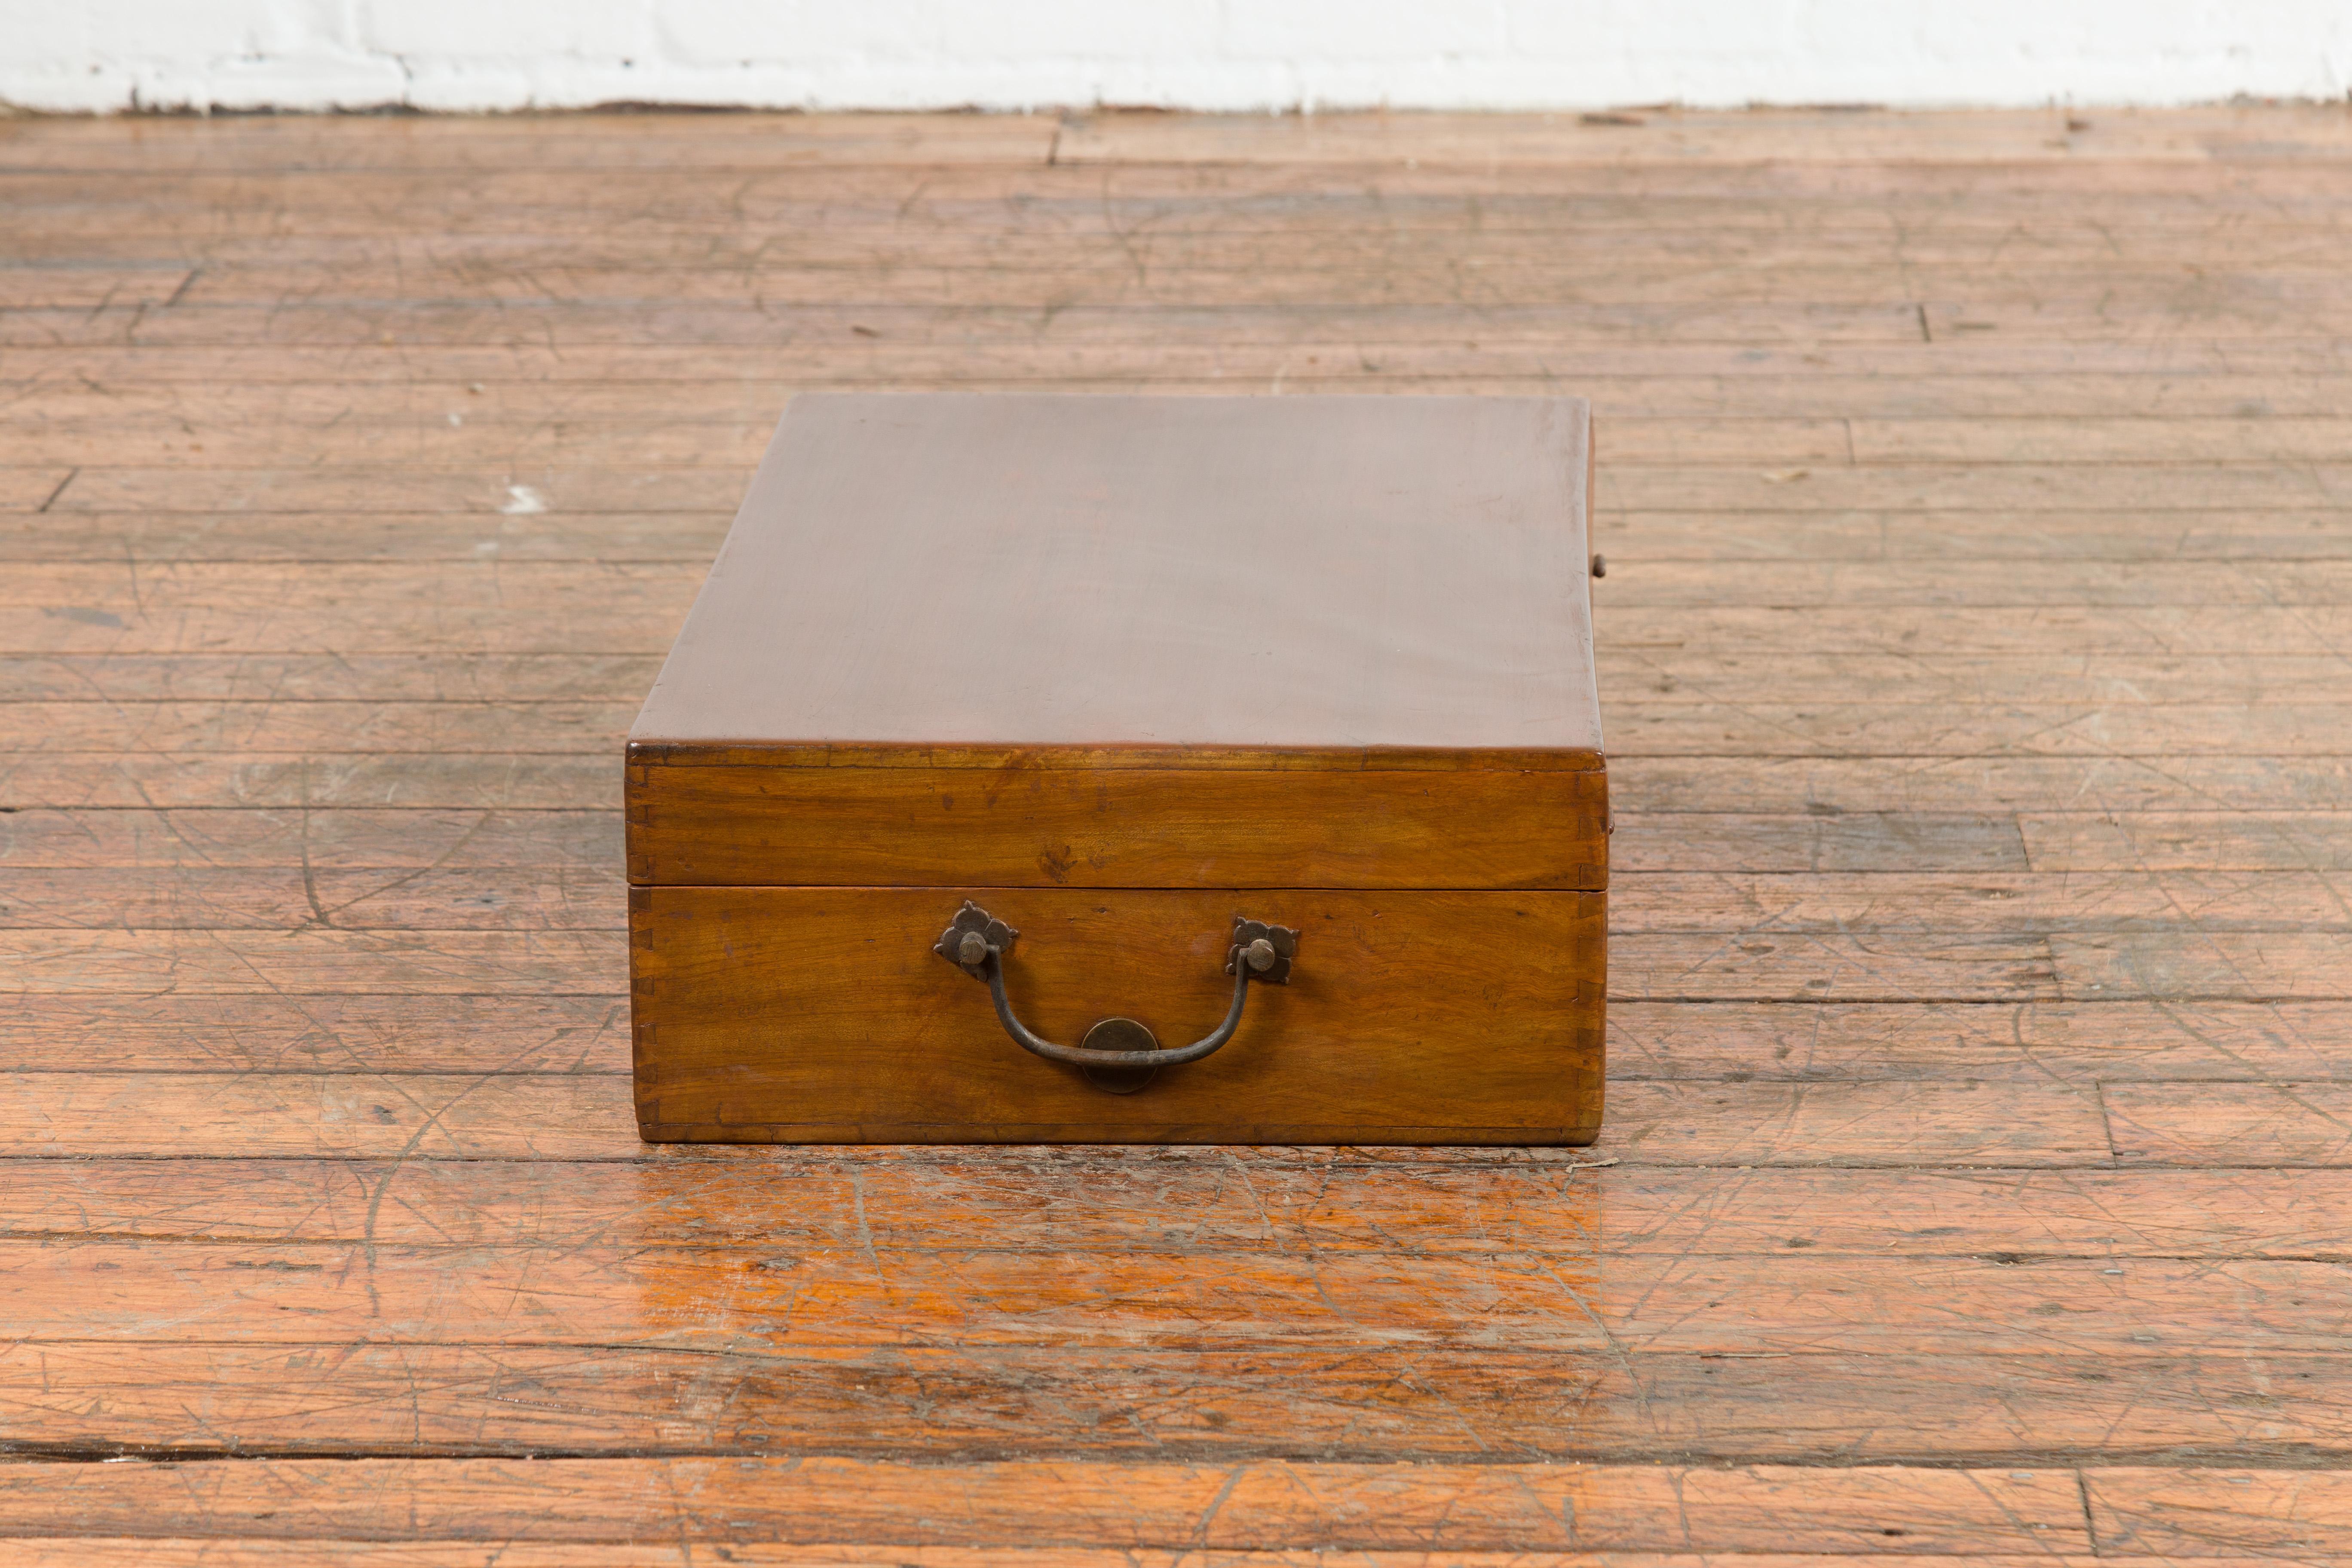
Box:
[4,0,2347,113]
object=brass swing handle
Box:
[933,900,1298,1071]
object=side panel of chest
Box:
[631,886,1604,1145]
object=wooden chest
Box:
[627,394,1606,1144]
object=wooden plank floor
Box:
[4,103,2351,1563]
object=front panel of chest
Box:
[630,885,1604,1145]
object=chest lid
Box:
[629,394,1605,891]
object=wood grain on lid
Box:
[630,393,1599,752]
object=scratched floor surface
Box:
[3,106,2352,1564]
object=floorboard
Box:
[3,104,2347,1556]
